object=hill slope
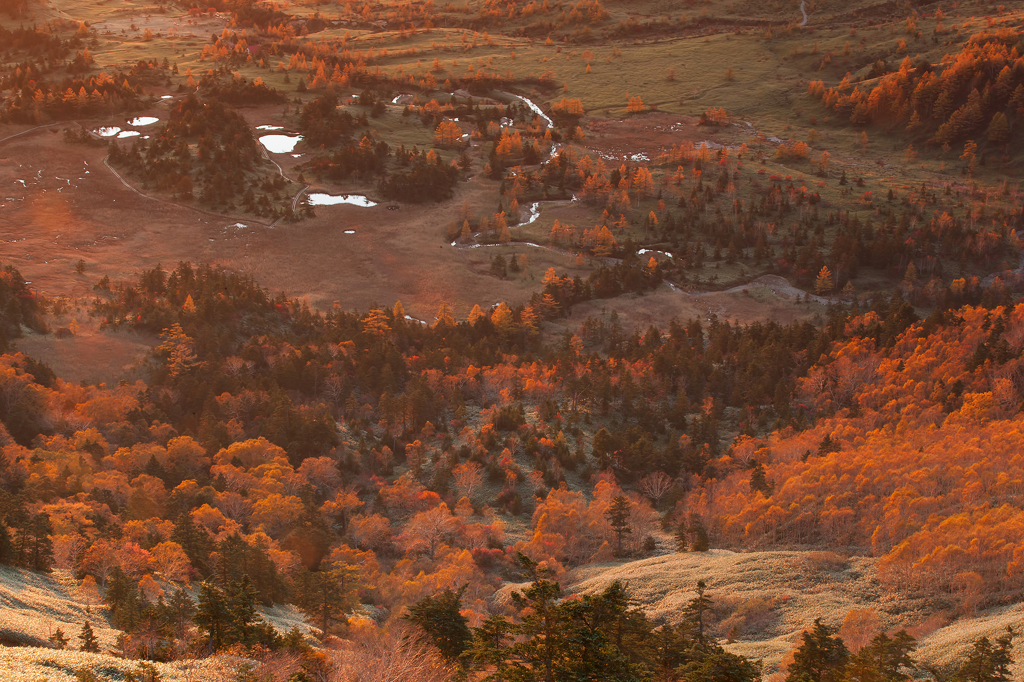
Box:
[566,549,1024,676]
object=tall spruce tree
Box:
[847,631,916,682]
[195,581,230,651]
[295,563,361,640]
[48,627,68,649]
[78,621,100,653]
[605,495,632,557]
[683,580,713,647]
[226,575,261,646]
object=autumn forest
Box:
[3,0,1024,680]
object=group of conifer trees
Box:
[404,557,1015,682]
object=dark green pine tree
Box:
[509,576,564,682]
[78,621,100,653]
[295,564,360,640]
[676,522,690,553]
[226,575,261,646]
[464,613,516,679]
[605,494,632,557]
[691,520,710,552]
[683,580,713,647]
[749,462,773,496]
[951,629,1014,682]
[650,622,693,681]
[404,585,472,663]
[195,581,230,651]
[105,568,147,631]
[162,588,196,641]
[785,619,850,682]
[847,631,916,682]
[0,522,11,565]
[171,512,213,576]
[557,580,651,682]
[27,512,53,571]
[679,647,762,682]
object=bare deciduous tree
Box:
[638,472,674,510]
[331,625,457,682]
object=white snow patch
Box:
[96,126,121,137]
[259,134,303,153]
[129,116,159,126]
[639,248,674,259]
[117,130,141,138]
[344,229,356,234]
[308,193,377,207]
[256,124,283,130]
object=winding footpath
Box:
[799,0,808,26]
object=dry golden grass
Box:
[0,565,315,680]
[564,549,1024,675]
[0,647,244,682]
[0,566,119,651]
[565,550,887,672]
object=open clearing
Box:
[546,277,828,343]
[15,317,155,386]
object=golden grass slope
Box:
[0,648,243,682]
[564,550,1024,676]
[0,566,118,650]
[0,565,311,680]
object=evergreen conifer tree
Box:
[48,627,68,649]
[78,621,100,653]
[605,495,632,557]
[785,619,850,682]
[404,586,472,663]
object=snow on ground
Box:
[307,193,376,207]
[259,134,302,153]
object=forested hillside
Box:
[0,253,1020,678]
[4,0,1024,678]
